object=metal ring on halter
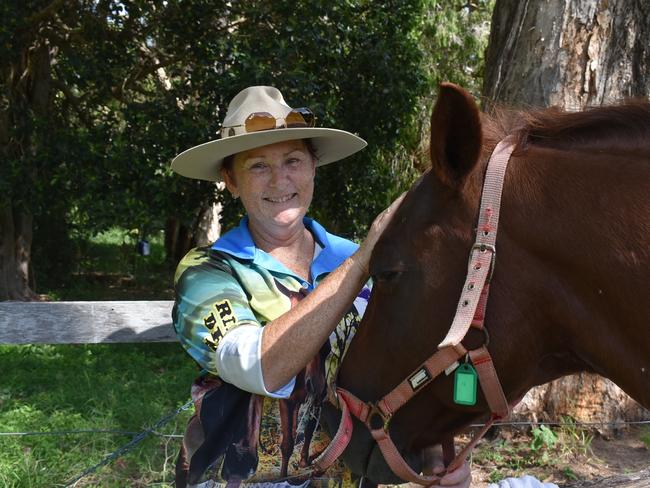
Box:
[367,403,392,432]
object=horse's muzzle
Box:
[320,402,419,484]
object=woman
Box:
[170,86,470,487]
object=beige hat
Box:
[171,86,367,181]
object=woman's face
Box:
[223,139,316,234]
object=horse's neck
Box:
[495,145,650,408]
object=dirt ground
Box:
[470,425,650,487]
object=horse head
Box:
[324,83,650,483]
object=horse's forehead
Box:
[376,182,436,257]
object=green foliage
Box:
[421,0,495,98]
[562,467,580,481]
[3,0,496,280]
[556,416,593,457]
[473,419,601,484]
[530,425,558,451]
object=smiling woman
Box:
[168,86,426,487]
[223,140,317,261]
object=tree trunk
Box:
[0,203,39,301]
[164,217,194,267]
[484,0,650,108]
[193,201,223,248]
[1,32,54,301]
[483,0,650,426]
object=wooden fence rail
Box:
[0,301,175,344]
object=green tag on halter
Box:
[453,363,478,406]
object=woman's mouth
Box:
[264,193,297,203]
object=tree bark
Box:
[484,0,650,426]
[1,28,55,301]
[164,217,194,267]
[484,0,650,108]
[0,203,39,301]
[193,201,223,248]
[164,200,223,267]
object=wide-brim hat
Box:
[171,86,367,181]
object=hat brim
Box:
[171,128,367,181]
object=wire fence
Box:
[2,406,648,486]
[3,418,649,439]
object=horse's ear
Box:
[430,83,483,188]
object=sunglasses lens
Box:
[285,108,315,128]
[245,112,276,132]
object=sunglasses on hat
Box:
[221,107,316,137]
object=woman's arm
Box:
[260,193,405,392]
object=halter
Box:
[303,136,518,485]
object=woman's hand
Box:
[354,192,406,274]
[421,445,472,488]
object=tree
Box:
[482,0,650,426]
[2,0,443,300]
[1,0,218,299]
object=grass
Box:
[0,344,198,487]
[1,228,198,487]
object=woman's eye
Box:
[250,162,267,171]
[287,158,301,166]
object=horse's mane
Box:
[482,99,650,153]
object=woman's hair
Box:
[221,138,318,175]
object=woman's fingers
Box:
[367,192,407,242]
[439,460,472,488]
[354,192,407,275]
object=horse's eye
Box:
[372,270,403,283]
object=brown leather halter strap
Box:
[307,136,518,485]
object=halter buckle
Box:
[367,403,392,432]
[471,243,497,283]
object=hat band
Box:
[220,107,315,138]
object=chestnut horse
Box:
[325,83,650,484]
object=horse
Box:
[323,83,650,485]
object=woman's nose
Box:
[268,164,288,186]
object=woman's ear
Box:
[221,167,239,199]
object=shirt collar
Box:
[212,216,358,282]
